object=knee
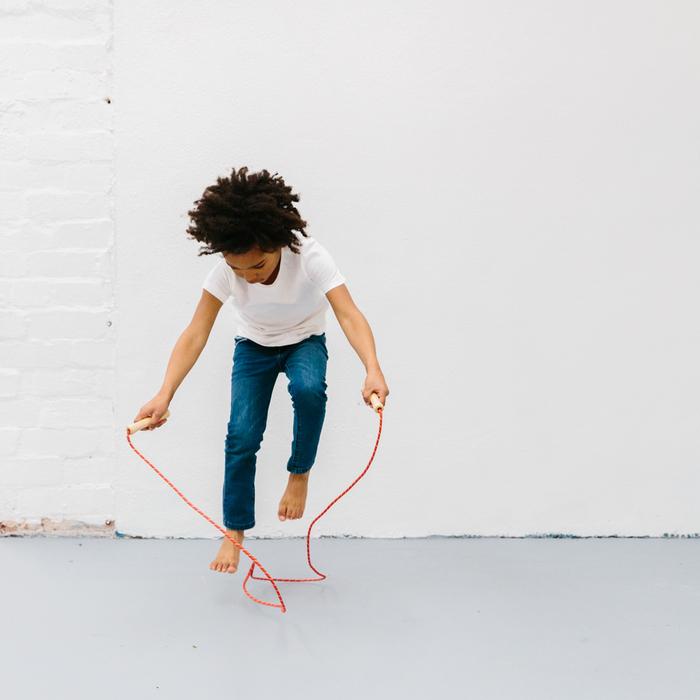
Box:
[225,427,262,455]
[288,378,327,405]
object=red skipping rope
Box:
[125,405,383,613]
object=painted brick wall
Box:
[0,0,115,535]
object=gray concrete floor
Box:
[1,536,699,699]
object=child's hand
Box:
[133,392,171,431]
[362,369,389,409]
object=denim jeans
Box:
[222,332,329,530]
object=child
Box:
[132,166,389,575]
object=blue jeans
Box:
[222,332,329,530]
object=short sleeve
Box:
[202,260,232,303]
[303,236,346,294]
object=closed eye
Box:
[228,263,264,271]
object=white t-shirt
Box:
[202,232,346,346]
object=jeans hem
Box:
[287,465,312,474]
[223,521,255,531]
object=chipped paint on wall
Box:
[0,518,115,537]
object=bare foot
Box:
[278,471,310,521]
[210,529,244,573]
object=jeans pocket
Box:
[315,333,328,358]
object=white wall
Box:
[2,1,699,538]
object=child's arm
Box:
[132,290,223,430]
[160,290,223,397]
[326,284,390,408]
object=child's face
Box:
[222,246,281,285]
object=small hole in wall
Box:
[105,96,111,104]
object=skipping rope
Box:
[125,392,384,614]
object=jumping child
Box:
[132,166,389,575]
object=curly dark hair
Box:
[186,166,309,257]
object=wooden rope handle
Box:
[127,409,171,435]
[369,392,384,413]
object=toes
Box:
[211,545,241,573]
[278,500,308,521]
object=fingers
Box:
[132,404,170,432]
[145,416,168,431]
[361,391,388,411]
